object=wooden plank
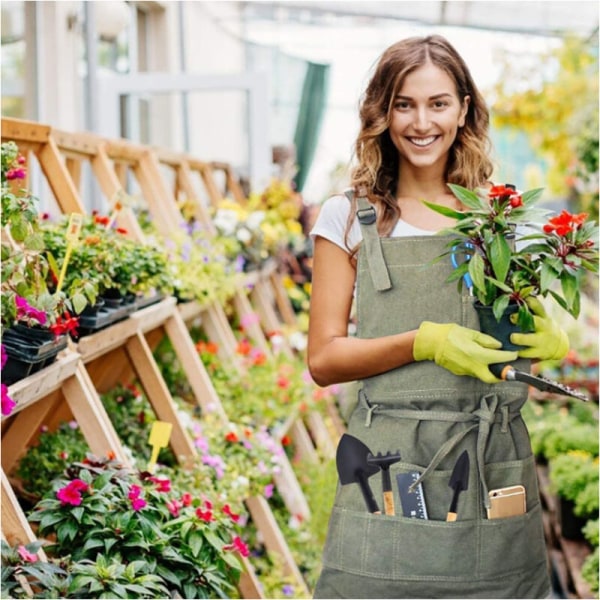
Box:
[305,411,336,459]
[162,309,228,421]
[244,495,309,596]
[1,469,46,559]
[130,297,178,333]
[272,452,311,521]
[65,157,82,190]
[4,351,80,414]
[269,270,297,327]
[2,395,61,474]
[231,290,270,355]
[237,556,265,599]
[289,418,319,464]
[76,317,139,363]
[62,365,129,464]
[1,117,51,143]
[125,332,196,467]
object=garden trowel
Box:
[336,434,380,514]
[446,450,470,522]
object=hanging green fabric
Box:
[293,61,330,192]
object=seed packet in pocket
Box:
[396,472,428,519]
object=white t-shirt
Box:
[310,193,436,253]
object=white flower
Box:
[236,227,252,244]
[289,331,307,352]
[214,209,239,236]
[246,210,265,231]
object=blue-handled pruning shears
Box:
[451,242,474,294]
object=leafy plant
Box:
[426,183,598,330]
[27,456,247,599]
[15,421,90,502]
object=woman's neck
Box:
[395,163,447,200]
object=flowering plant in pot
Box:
[425,184,599,333]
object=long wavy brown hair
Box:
[345,35,494,252]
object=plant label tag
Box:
[66,213,83,242]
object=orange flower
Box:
[236,339,252,355]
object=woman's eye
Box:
[394,101,410,110]
[433,100,449,109]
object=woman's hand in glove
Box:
[413,321,518,383]
[510,297,569,361]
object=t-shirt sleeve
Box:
[309,194,362,253]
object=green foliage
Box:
[581,546,599,595]
[99,383,177,469]
[549,451,599,518]
[15,421,90,501]
[25,457,246,598]
[426,183,598,328]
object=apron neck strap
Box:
[353,193,392,292]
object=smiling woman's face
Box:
[389,61,470,174]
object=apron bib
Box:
[314,195,550,599]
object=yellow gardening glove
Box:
[413,321,519,384]
[510,297,569,361]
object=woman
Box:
[308,35,566,599]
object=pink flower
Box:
[6,167,26,180]
[149,476,171,493]
[131,497,147,511]
[17,545,38,563]
[1,384,16,416]
[56,479,89,506]
[264,483,274,499]
[223,536,250,557]
[128,484,143,500]
[166,499,181,517]
[15,296,47,326]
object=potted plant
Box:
[425,184,599,336]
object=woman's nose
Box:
[413,107,431,130]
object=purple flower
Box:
[282,584,295,596]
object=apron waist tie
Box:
[366,394,519,510]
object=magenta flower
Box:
[149,476,171,493]
[222,504,241,523]
[1,384,16,416]
[127,484,147,511]
[166,499,181,517]
[131,497,147,511]
[223,535,250,557]
[56,479,89,506]
[181,492,193,506]
[17,545,38,563]
[15,296,47,326]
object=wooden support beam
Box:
[244,495,309,596]
[125,332,196,467]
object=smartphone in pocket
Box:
[487,485,526,519]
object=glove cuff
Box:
[413,321,446,362]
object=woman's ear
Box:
[458,95,470,127]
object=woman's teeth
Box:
[410,136,436,147]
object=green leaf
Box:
[539,262,559,293]
[560,272,579,313]
[189,531,204,557]
[447,183,485,209]
[468,252,486,292]
[489,234,511,283]
[422,201,463,220]
[492,295,511,322]
[520,187,545,207]
[517,305,535,332]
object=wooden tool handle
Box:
[446,512,457,522]
[383,491,395,516]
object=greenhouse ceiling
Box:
[243,1,599,38]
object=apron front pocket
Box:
[323,506,479,580]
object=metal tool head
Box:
[336,434,379,485]
[366,450,402,470]
[449,450,470,492]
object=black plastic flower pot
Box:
[474,301,529,350]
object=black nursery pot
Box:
[474,301,530,350]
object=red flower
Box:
[195,508,214,522]
[488,185,514,199]
[181,492,193,506]
[280,435,292,447]
[543,210,588,236]
[223,535,250,557]
[236,339,252,356]
[149,476,171,493]
[222,504,241,523]
[509,195,523,208]
[277,376,290,389]
[225,431,239,443]
[50,313,79,337]
[94,215,110,226]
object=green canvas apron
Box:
[313,195,550,599]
